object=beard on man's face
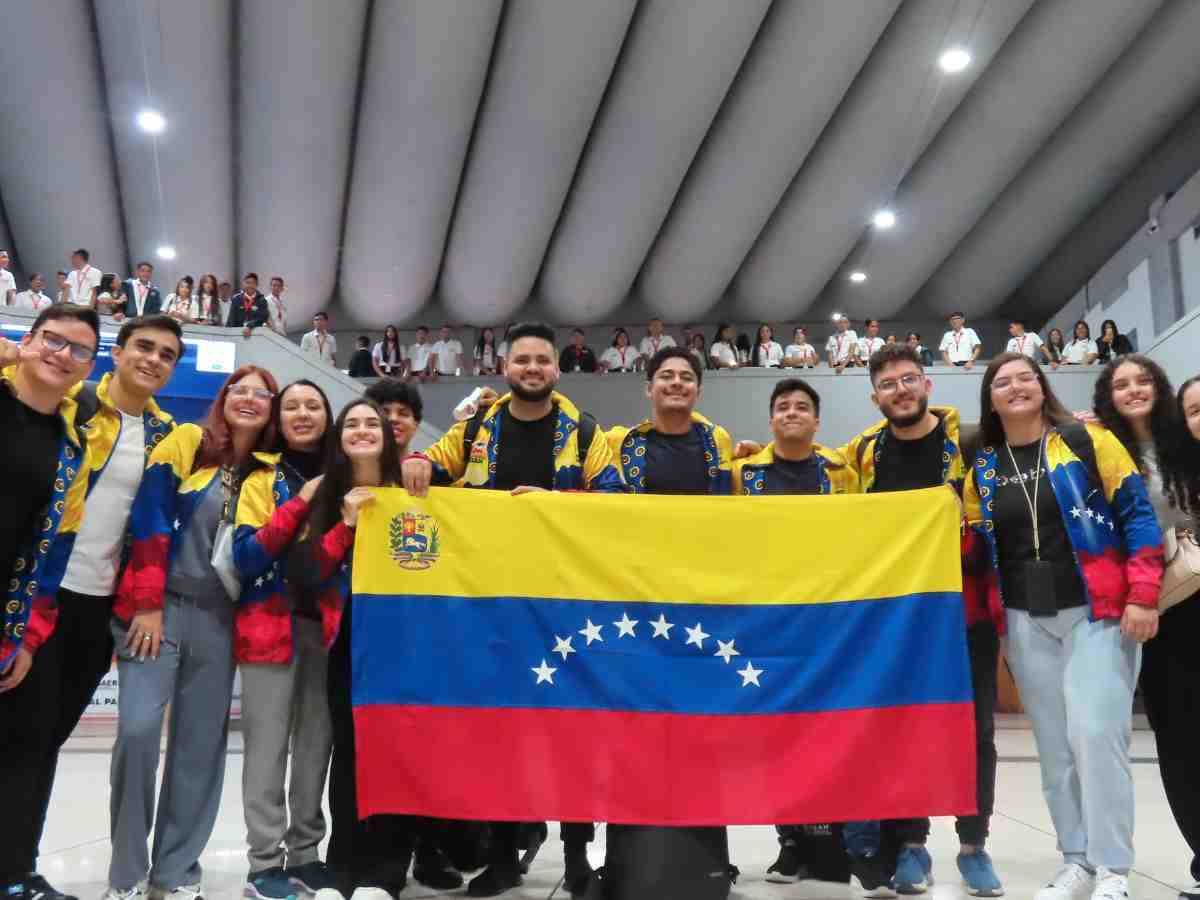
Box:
[508,376,555,403]
[884,394,929,430]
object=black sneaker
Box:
[766,842,811,884]
[466,864,523,898]
[412,846,464,891]
[563,847,593,897]
[518,823,548,874]
[850,853,898,898]
[284,862,338,897]
[3,875,79,900]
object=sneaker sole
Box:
[963,883,1005,898]
[244,887,294,900]
[855,877,899,898]
[896,879,930,896]
[765,870,802,884]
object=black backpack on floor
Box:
[586,825,737,900]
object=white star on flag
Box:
[650,613,674,639]
[1095,514,1106,527]
[254,576,265,588]
[1085,509,1096,520]
[172,518,181,531]
[715,639,740,664]
[738,661,763,687]
[685,623,709,649]
[579,619,604,645]
[1070,507,1082,519]
[552,635,576,661]
[531,659,557,685]
[613,613,638,638]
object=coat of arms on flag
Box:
[388,510,440,571]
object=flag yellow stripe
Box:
[352,486,962,605]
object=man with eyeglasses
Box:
[837,343,1002,899]
[0,304,101,900]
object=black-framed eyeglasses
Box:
[875,373,924,395]
[37,328,97,363]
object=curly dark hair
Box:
[1172,376,1200,516]
[1093,354,1189,511]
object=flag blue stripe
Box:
[352,591,972,715]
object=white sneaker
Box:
[154,885,203,900]
[310,891,345,900]
[347,890,394,900]
[100,887,146,900]
[1091,869,1129,900]
[1035,864,1095,900]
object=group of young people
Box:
[1,306,1197,900]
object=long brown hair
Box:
[978,352,1073,447]
[195,365,280,469]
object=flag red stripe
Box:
[354,703,976,826]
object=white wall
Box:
[1178,221,1200,314]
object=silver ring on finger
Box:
[142,634,151,642]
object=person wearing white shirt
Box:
[938,312,982,368]
[783,327,818,368]
[432,324,463,376]
[0,250,16,305]
[474,327,501,375]
[750,324,784,367]
[1062,320,1099,365]
[1005,320,1049,363]
[13,273,52,311]
[408,325,435,381]
[66,248,103,307]
[372,325,406,378]
[299,311,338,365]
[855,319,885,367]
[825,316,858,373]
[708,323,739,370]
[164,278,205,324]
[264,276,288,336]
[638,317,677,362]
[600,328,639,372]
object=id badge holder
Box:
[1021,559,1058,617]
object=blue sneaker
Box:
[895,846,934,895]
[958,850,1004,897]
[244,869,297,900]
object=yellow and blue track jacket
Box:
[840,406,966,495]
[732,443,858,496]
[606,411,733,494]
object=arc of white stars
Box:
[685,623,709,649]
[531,659,557,685]
[738,661,763,687]
[650,613,674,639]
[552,635,576,661]
[715,638,740,664]
[579,619,604,645]
[613,612,638,638]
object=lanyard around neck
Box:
[1005,430,1047,560]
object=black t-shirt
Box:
[644,429,710,496]
[762,455,823,496]
[493,409,557,491]
[0,387,64,590]
[992,439,1087,611]
[870,424,945,493]
[348,349,375,378]
[559,346,598,374]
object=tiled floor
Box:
[39,729,1191,900]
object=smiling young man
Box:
[1,314,181,900]
[0,304,102,900]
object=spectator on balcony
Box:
[736,332,752,366]
[348,337,375,378]
[639,317,676,363]
[372,325,405,379]
[432,325,463,377]
[826,315,857,374]
[496,324,514,376]
[886,334,898,346]
[1096,319,1134,364]
[938,311,981,369]
[1062,320,1099,366]
[687,332,710,371]
[856,319,884,367]
[559,328,598,374]
[165,278,206,324]
[1044,328,1067,369]
[751,324,784,368]
[783,327,818,369]
[13,274,52,312]
[263,277,287,337]
[117,262,162,321]
[217,281,234,327]
[408,326,436,382]
[94,274,125,317]
[710,323,739,370]
[299,312,337,366]
[0,250,15,305]
[906,332,934,368]
[1005,320,1048,363]
[600,328,638,373]
[54,271,70,306]
[474,327,500,376]
[227,273,270,335]
[193,275,222,326]
[66,249,102,307]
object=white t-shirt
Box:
[372,341,405,374]
[825,330,858,364]
[474,344,498,371]
[709,341,738,368]
[409,342,434,374]
[939,328,981,363]
[601,346,639,371]
[13,290,52,311]
[0,269,15,300]
[857,336,885,361]
[784,342,817,365]
[753,341,784,367]
[67,265,103,306]
[1006,332,1044,359]
[264,294,287,335]
[1063,338,1098,364]
[638,334,676,359]
[432,339,463,374]
[61,413,146,596]
[300,330,337,364]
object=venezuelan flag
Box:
[351,486,975,826]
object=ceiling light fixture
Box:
[136,109,166,134]
[156,245,177,261]
[872,209,897,229]
[849,271,868,284]
[939,48,971,73]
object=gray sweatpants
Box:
[108,589,235,892]
[1005,607,1141,873]
[240,616,333,873]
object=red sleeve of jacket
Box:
[315,522,356,581]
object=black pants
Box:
[1141,595,1200,882]
[0,590,114,884]
[486,821,593,866]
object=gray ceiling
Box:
[2,0,1199,330]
